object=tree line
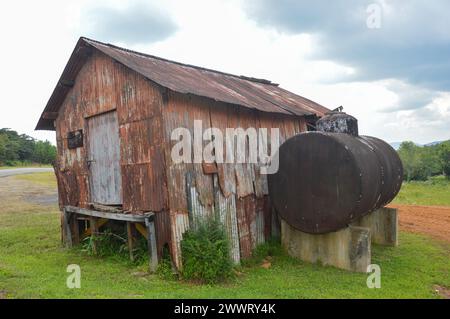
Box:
[397,141,450,181]
[0,128,56,166]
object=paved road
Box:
[0,167,54,178]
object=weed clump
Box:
[180,218,233,284]
[81,228,148,265]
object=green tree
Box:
[398,141,420,181]
[0,128,56,166]
[438,141,450,178]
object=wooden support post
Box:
[135,223,148,238]
[145,217,158,272]
[89,217,98,255]
[126,222,135,262]
[62,208,73,248]
[71,215,80,245]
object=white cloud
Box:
[0,0,448,146]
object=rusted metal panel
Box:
[235,195,257,259]
[162,90,192,213]
[209,103,236,198]
[154,211,172,259]
[255,197,266,245]
[86,37,328,116]
[87,111,122,205]
[170,211,190,269]
[121,161,167,212]
[229,106,255,199]
[214,176,240,264]
[187,97,215,208]
[36,37,329,130]
[119,118,168,212]
[263,196,273,240]
[186,171,214,228]
[47,41,318,267]
[114,63,165,125]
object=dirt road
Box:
[0,167,53,178]
[390,204,450,243]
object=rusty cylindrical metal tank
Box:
[268,114,403,234]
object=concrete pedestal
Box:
[281,207,398,272]
[352,207,398,246]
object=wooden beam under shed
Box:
[135,223,148,238]
[65,205,154,222]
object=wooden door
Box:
[87,111,122,205]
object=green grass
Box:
[0,172,448,298]
[393,175,450,206]
[14,172,57,187]
[0,206,448,298]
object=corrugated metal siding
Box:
[54,51,172,259]
[171,211,190,269]
[214,176,240,264]
[162,91,308,265]
[52,47,309,268]
[186,171,214,228]
[36,37,329,130]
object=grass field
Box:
[393,176,450,206]
[0,172,449,299]
[14,172,58,186]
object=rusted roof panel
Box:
[36,37,329,130]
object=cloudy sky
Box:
[0,0,449,144]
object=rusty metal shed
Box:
[36,37,329,268]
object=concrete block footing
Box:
[281,207,398,272]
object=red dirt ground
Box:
[389,204,450,244]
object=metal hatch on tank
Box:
[268,111,403,234]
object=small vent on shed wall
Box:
[67,130,83,149]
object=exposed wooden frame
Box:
[62,208,72,248]
[63,206,158,272]
[126,222,136,262]
[65,205,154,222]
[89,216,99,255]
[145,217,158,272]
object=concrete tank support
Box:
[352,207,398,246]
[281,220,371,272]
[281,207,398,272]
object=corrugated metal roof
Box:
[36,37,330,130]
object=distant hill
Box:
[390,141,446,150]
[423,141,444,147]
